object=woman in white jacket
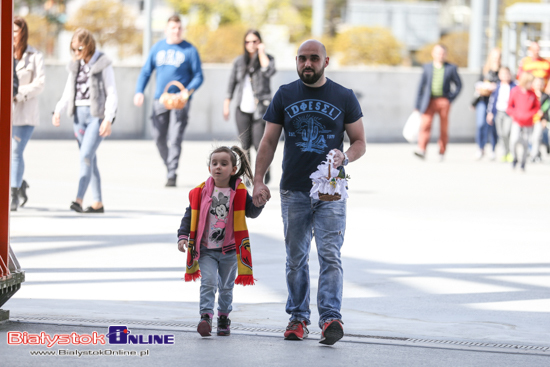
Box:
[53,28,117,214]
[11,16,45,211]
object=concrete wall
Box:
[33,64,478,143]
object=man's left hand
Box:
[330,149,345,168]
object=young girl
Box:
[177,146,265,337]
[52,28,118,213]
[486,66,516,162]
[530,77,550,162]
[507,72,540,170]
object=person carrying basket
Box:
[252,40,366,345]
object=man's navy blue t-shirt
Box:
[263,78,363,192]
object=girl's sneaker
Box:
[217,315,231,336]
[197,314,212,337]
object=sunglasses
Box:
[245,40,259,44]
[72,46,84,52]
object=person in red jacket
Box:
[507,72,540,170]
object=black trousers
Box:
[235,107,265,154]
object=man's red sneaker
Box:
[283,320,309,340]
[319,319,344,345]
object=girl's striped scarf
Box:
[185,181,254,286]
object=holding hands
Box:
[253,183,270,207]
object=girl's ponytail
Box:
[231,146,254,183]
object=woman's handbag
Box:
[159,81,194,110]
[403,110,421,143]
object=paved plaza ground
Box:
[1,140,549,365]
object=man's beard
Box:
[298,67,323,84]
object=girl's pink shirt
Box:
[193,176,241,259]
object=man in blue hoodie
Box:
[134,15,203,187]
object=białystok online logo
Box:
[8,326,175,348]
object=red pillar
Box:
[0,1,14,277]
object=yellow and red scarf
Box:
[185,180,254,286]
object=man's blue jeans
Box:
[11,125,34,188]
[280,190,346,329]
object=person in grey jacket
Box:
[224,30,276,183]
[414,44,462,160]
[11,16,45,211]
[52,28,118,214]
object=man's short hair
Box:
[168,15,181,23]
[434,43,447,52]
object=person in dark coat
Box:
[414,44,462,161]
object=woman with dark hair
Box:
[224,30,276,183]
[52,28,118,213]
[11,16,45,211]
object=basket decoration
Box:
[309,151,349,202]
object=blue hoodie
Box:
[487,81,517,118]
[135,39,203,99]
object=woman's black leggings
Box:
[235,107,265,154]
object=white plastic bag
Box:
[402,110,421,143]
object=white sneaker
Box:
[414,150,426,160]
[439,154,445,162]
[474,150,484,160]
[488,151,496,161]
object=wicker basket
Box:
[159,81,194,110]
[318,170,343,202]
[318,192,342,201]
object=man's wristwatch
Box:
[343,152,349,166]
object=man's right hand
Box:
[134,93,144,107]
[253,182,271,207]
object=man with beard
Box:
[252,40,366,345]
